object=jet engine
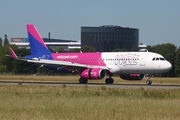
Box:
[120,74,144,80]
[80,68,106,79]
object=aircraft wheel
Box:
[105,78,114,84]
[79,78,88,84]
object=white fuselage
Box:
[101,52,172,74]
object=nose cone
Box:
[163,61,172,72]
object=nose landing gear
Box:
[146,76,152,85]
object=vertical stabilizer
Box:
[26,24,52,55]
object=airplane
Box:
[8,24,172,85]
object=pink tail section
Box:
[26,24,47,48]
[26,24,51,55]
[8,46,18,59]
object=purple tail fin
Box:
[26,24,52,55]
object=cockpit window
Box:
[152,57,166,61]
[160,58,165,60]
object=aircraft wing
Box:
[27,59,109,70]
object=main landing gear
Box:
[78,77,114,84]
[105,76,114,84]
[79,78,88,84]
[146,76,152,85]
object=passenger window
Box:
[156,58,159,60]
[152,58,155,61]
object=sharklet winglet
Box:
[8,46,18,59]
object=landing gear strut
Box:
[79,78,88,84]
[146,76,152,85]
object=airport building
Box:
[81,25,139,51]
[11,38,80,51]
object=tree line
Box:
[0,36,179,77]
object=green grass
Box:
[0,85,180,119]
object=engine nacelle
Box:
[80,68,106,79]
[120,74,144,80]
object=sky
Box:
[0,0,180,47]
